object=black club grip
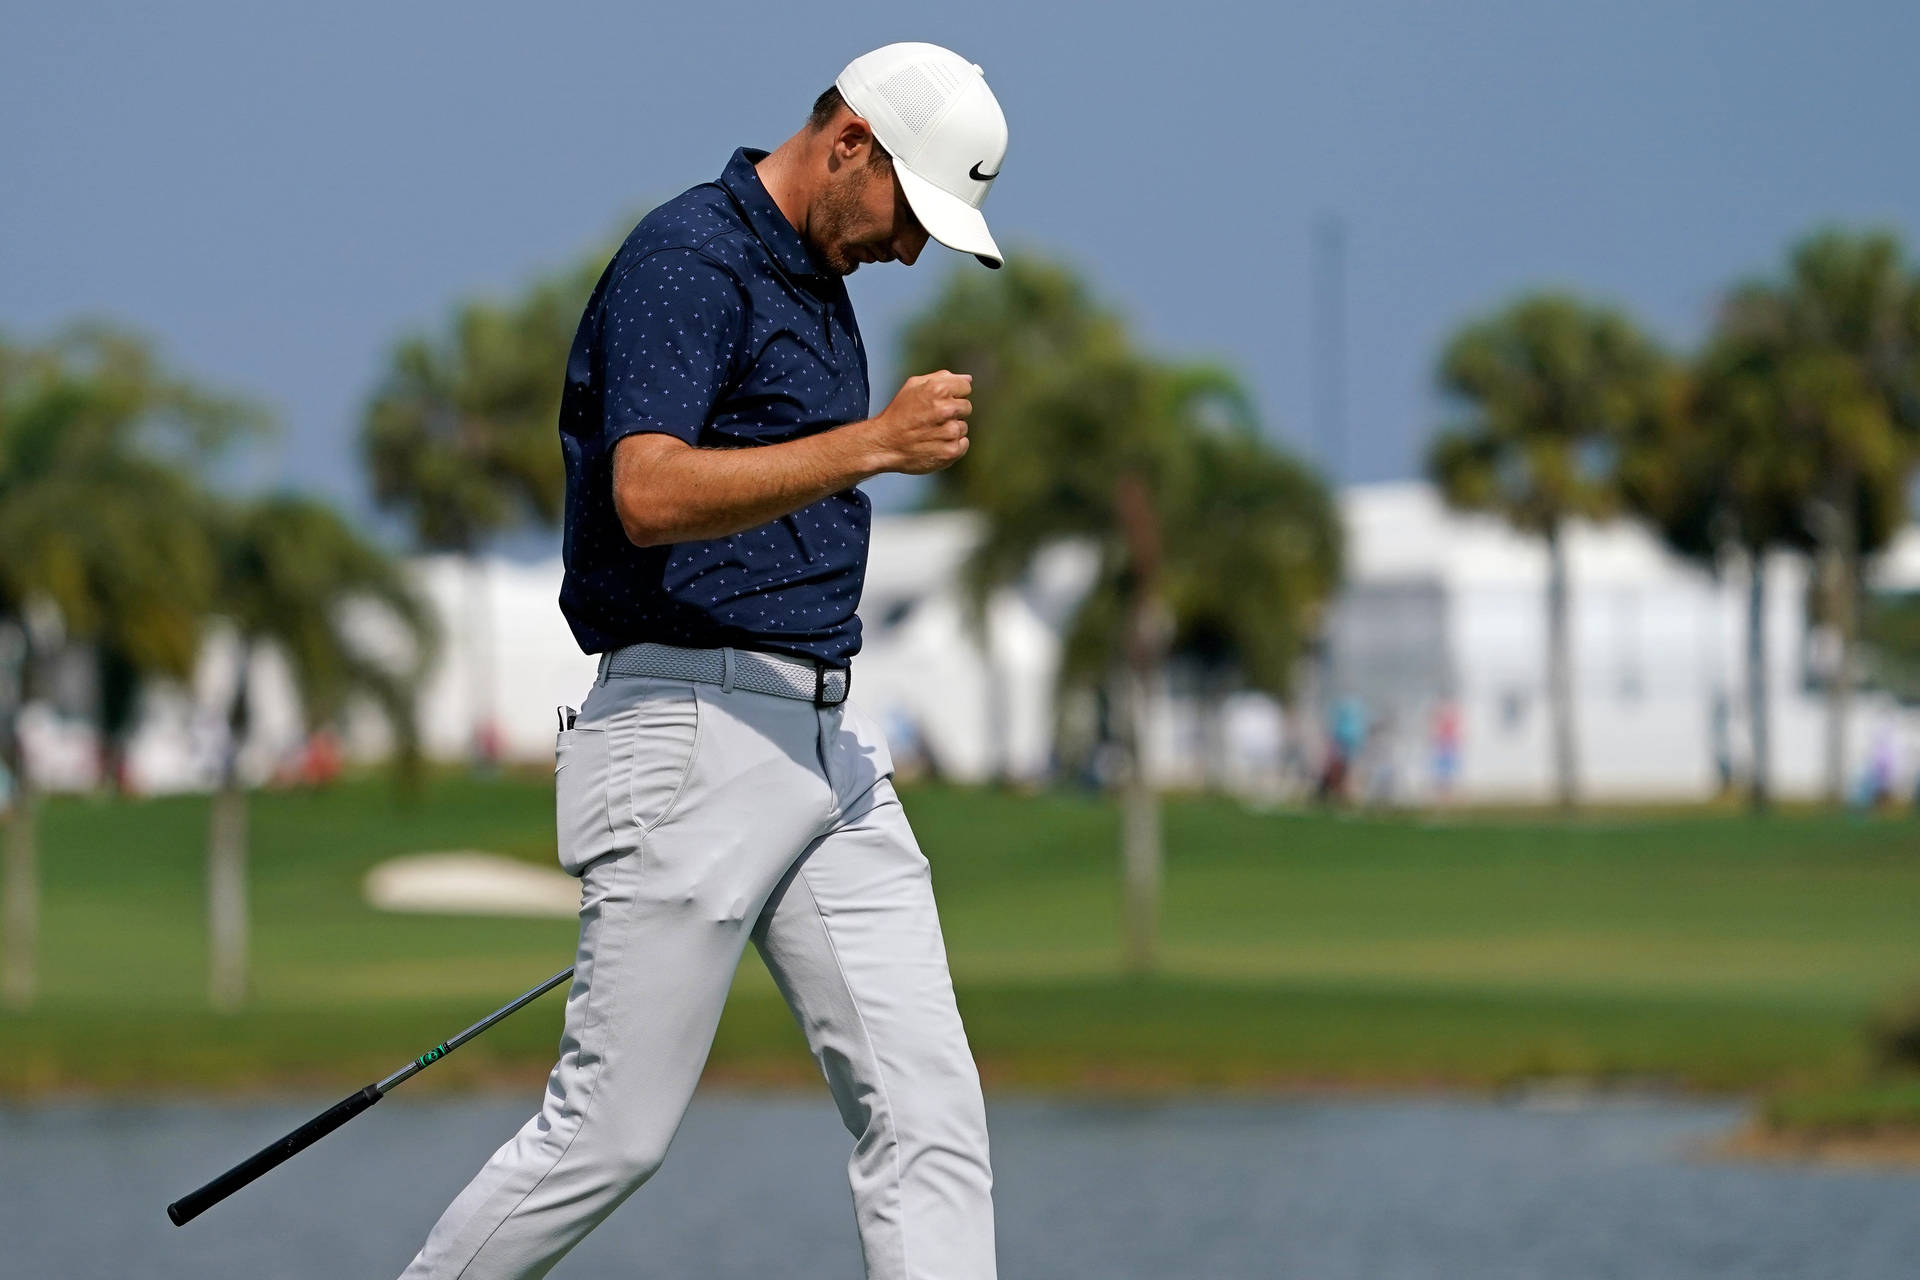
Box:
[167,1083,383,1226]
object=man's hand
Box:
[863,371,972,475]
[612,369,973,547]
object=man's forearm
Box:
[614,370,970,546]
[613,421,889,547]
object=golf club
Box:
[166,964,576,1227]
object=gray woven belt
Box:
[598,642,850,706]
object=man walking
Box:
[397,43,1009,1280]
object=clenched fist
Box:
[868,371,972,475]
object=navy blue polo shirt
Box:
[557,148,872,666]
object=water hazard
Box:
[5,1093,1915,1278]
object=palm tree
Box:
[0,327,245,1006]
[1859,592,1920,715]
[1162,411,1344,789]
[1620,347,1810,810]
[905,257,1344,970]
[1708,232,1920,802]
[959,332,1197,972]
[900,256,1117,507]
[1427,295,1671,809]
[900,257,1123,780]
[202,494,435,1009]
[360,254,604,763]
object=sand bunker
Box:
[364,851,579,918]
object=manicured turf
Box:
[3,775,1919,1100]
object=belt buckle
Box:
[813,663,849,707]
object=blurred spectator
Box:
[301,728,344,787]
[472,719,504,773]
[1318,697,1370,804]
[1710,690,1734,797]
[1855,722,1898,810]
[882,705,943,783]
[1361,711,1399,807]
[1430,700,1462,801]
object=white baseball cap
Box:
[834,42,1008,269]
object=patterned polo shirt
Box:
[557,147,873,667]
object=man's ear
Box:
[832,115,877,163]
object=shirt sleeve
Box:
[598,248,749,447]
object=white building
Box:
[28,486,1920,805]
[1327,483,1920,804]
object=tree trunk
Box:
[1745,551,1771,812]
[209,643,253,1011]
[982,611,1013,786]
[1817,492,1856,806]
[1113,472,1166,976]
[2,624,40,1009]
[1288,643,1329,798]
[1544,525,1579,809]
[2,780,36,1010]
[1118,660,1161,977]
[207,781,249,1011]
[466,553,498,767]
[1825,597,1855,805]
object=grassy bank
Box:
[1764,1079,1920,1130]
[3,776,1918,1105]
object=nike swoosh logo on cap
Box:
[969,162,1000,182]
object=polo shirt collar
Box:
[723,148,829,279]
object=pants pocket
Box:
[555,725,616,876]
[610,682,702,837]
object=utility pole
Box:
[1311,214,1349,483]
[1306,214,1350,799]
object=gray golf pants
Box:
[398,665,996,1279]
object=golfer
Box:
[398,43,1007,1280]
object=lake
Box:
[3,1092,1915,1278]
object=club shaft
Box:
[377,964,575,1093]
[167,964,576,1226]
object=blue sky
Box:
[5,1,1918,522]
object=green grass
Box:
[1763,1078,1920,1131]
[4,775,1920,1103]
